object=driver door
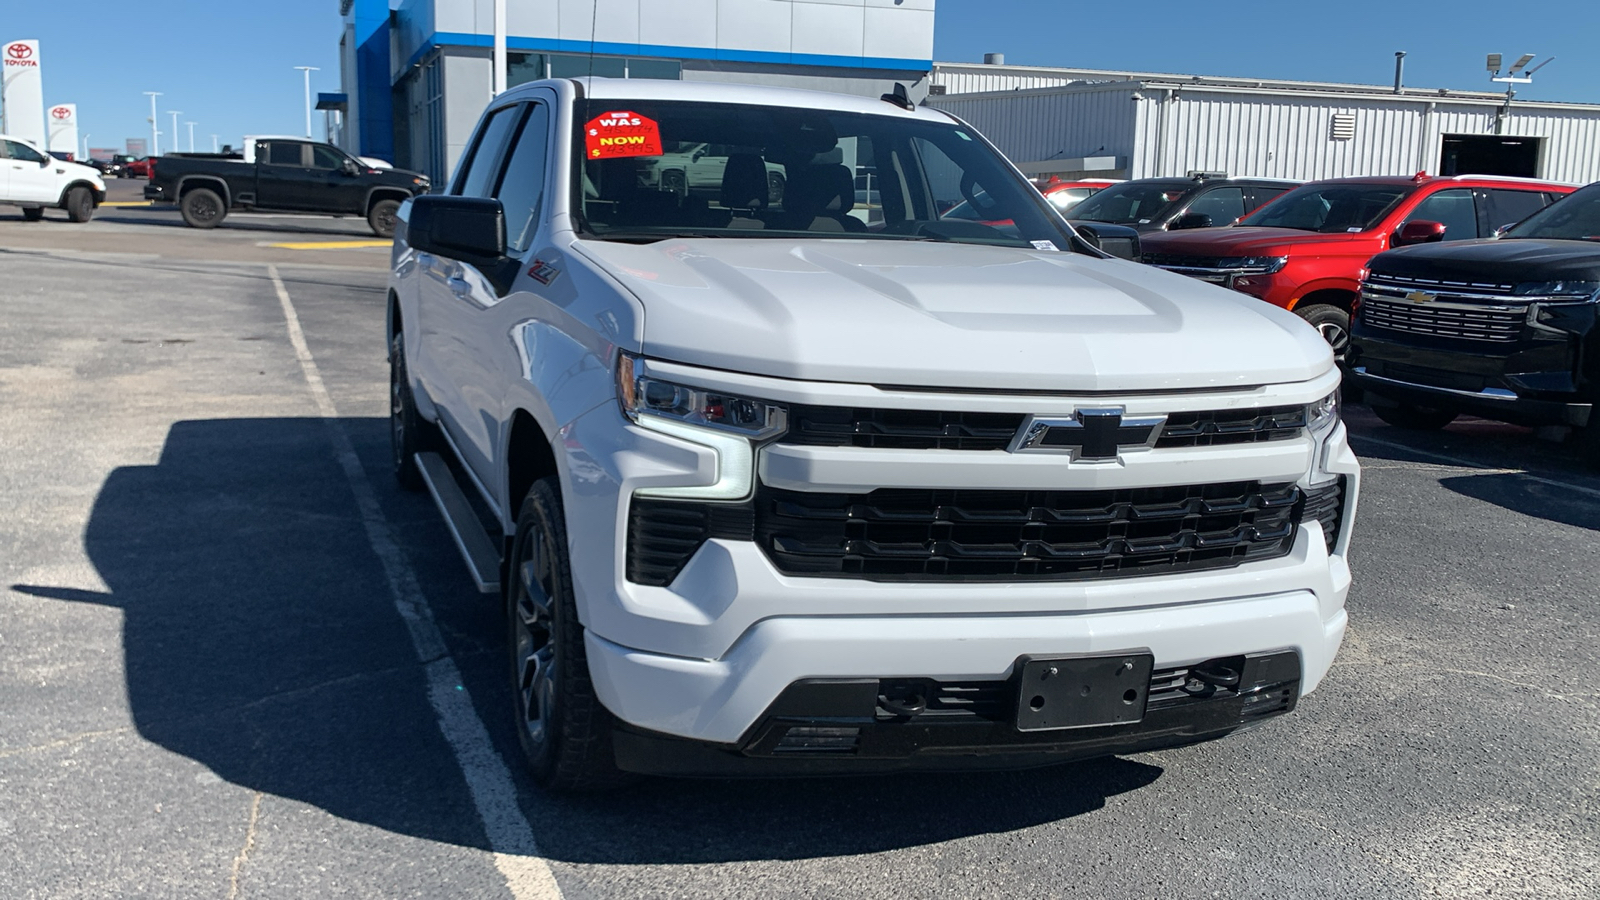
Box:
[3,140,58,203]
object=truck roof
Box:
[508,76,958,125]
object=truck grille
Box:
[754,481,1303,580]
[1358,296,1524,343]
[783,405,1306,452]
[1365,273,1516,296]
[1301,477,1346,554]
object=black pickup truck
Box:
[144,138,430,237]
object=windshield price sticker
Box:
[585,111,663,160]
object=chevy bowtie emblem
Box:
[1406,290,1436,303]
[1008,407,1168,462]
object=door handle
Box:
[446,274,473,298]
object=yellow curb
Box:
[266,240,393,250]
[101,200,154,207]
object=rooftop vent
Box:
[983,52,1005,66]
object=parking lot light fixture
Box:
[167,112,182,154]
[294,66,320,138]
[186,122,196,153]
[143,91,162,155]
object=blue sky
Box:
[3,0,1596,157]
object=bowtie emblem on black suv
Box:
[1008,408,1168,462]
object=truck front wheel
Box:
[368,199,400,238]
[65,187,95,223]
[389,329,439,490]
[180,188,226,229]
[1296,303,1350,358]
[507,477,629,791]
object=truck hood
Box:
[1142,227,1378,256]
[1372,238,1600,285]
[574,238,1332,392]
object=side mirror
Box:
[1073,222,1141,261]
[40,156,52,168]
[1171,212,1214,230]
[1394,220,1447,247]
[1493,221,1518,238]
[407,195,507,260]
[341,158,360,176]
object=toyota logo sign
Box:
[6,43,32,60]
[51,107,71,120]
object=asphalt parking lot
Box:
[2,197,1598,899]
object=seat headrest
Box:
[786,164,855,219]
[721,153,769,210]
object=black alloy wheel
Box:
[369,199,401,238]
[660,170,686,196]
[65,187,95,223]
[507,478,629,791]
[180,188,225,229]
[388,329,435,490]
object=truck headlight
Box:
[1513,280,1600,297]
[1306,390,1340,434]
[617,352,787,439]
[618,352,786,501]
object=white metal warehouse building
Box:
[927,61,1600,186]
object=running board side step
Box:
[415,452,501,594]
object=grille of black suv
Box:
[783,405,1306,452]
[1365,273,1516,296]
[1359,296,1524,343]
[753,481,1303,581]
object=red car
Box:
[1139,173,1577,352]
[123,157,156,178]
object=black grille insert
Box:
[754,481,1304,581]
[783,404,1306,452]
[1301,477,1346,554]
[626,500,754,587]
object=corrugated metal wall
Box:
[929,85,1140,171]
[933,80,1600,184]
[933,65,1097,95]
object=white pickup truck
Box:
[387,78,1359,789]
[1,134,104,222]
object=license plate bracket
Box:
[1014,652,1155,732]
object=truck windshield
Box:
[575,99,1069,248]
[1069,182,1190,225]
[1502,184,1600,241]
[1243,183,1410,233]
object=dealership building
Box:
[336,0,934,182]
[336,1,1600,187]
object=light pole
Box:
[186,122,196,152]
[294,66,319,137]
[143,91,162,155]
[211,134,219,152]
[1487,53,1554,135]
[167,111,183,153]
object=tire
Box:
[1370,398,1458,431]
[507,478,630,791]
[64,187,95,223]
[389,329,439,491]
[368,198,401,238]
[660,170,686,196]
[21,207,44,222]
[180,188,226,229]
[767,171,785,205]
[1296,303,1350,359]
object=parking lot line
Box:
[100,201,153,207]
[267,264,563,900]
[265,239,392,250]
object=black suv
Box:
[1069,173,1298,234]
[1348,181,1600,465]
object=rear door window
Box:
[1403,188,1478,241]
[1484,188,1550,232]
[1184,187,1246,224]
[264,142,306,166]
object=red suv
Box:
[1139,174,1576,352]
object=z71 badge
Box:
[528,258,561,286]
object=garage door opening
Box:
[1439,135,1542,178]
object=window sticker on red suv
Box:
[584,111,663,160]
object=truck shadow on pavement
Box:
[103,210,379,238]
[13,416,1165,860]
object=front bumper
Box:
[143,184,166,201]
[611,649,1303,775]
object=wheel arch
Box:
[504,408,561,558]
[175,176,231,207]
[1289,284,1359,313]
[56,179,103,207]
[365,187,412,216]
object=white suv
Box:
[1,135,105,222]
[387,78,1359,789]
